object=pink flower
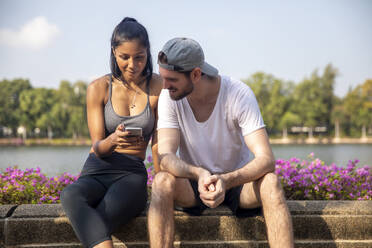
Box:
[147,156,153,163]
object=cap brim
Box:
[201,62,218,77]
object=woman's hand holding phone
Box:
[109,124,144,148]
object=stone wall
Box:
[1,201,372,248]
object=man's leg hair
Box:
[148,171,197,248]
[239,172,294,248]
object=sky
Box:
[0,0,371,97]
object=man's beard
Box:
[169,79,194,101]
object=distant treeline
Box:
[0,79,87,139]
[0,64,371,139]
[243,64,372,138]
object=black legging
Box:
[61,156,148,247]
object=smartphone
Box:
[124,126,143,137]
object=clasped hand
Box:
[198,170,226,208]
[109,124,144,148]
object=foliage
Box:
[279,111,302,133]
[19,88,56,132]
[145,155,155,186]
[289,64,337,131]
[343,79,372,136]
[0,156,155,204]
[0,167,78,204]
[0,79,88,139]
[276,154,371,200]
[0,67,371,139]
[1,155,370,204]
[331,96,346,137]
[0,79,32,134]
[243,72,292,134]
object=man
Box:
[148,37,294,248]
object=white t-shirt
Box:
[157,75,265,174]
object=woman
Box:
[61,17,161,248]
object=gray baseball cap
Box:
[158,37,218,77]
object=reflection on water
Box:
[0,144,371,176]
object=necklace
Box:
[130,86,139,109]
[125,77,146,109]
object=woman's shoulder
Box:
[149,73,163,96]
[88,75,110,93]
[87,74,110,100]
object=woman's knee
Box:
[121,175,148,209]
[60,185,74,207]
[60,183,85,207]
[125,173,148,191]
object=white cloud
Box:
[0,16,60,49]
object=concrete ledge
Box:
[1,204,17,248]
[1,201,372,248]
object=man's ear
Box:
[190,68,202,83]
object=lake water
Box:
[0,144,371,176]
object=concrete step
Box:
[1,201,371,248]
[6,240,372,248]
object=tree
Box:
[48,102,70,137]
[290,77,320,138]
[343,79,372,138]
[68,106,86,139]
[19,88,55,136]
[290,64,337,139]
[320,64,337,131]
[0,79,32,136]
[361,79,372,137]
[331,98,346,139]
[66,81,88,138]
[35,89,58,139]
[278,111,302,139]
[243,72,291,135]
[49,80,88,138]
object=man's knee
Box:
[259,172,285,203]
[152,171,176,196]
[260,172,281,187]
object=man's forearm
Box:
[159,153,202,180]
[220,155,275,190]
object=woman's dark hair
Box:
[110,17,153,83]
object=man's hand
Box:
[198,174,226,208]
[197,168,213,194]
